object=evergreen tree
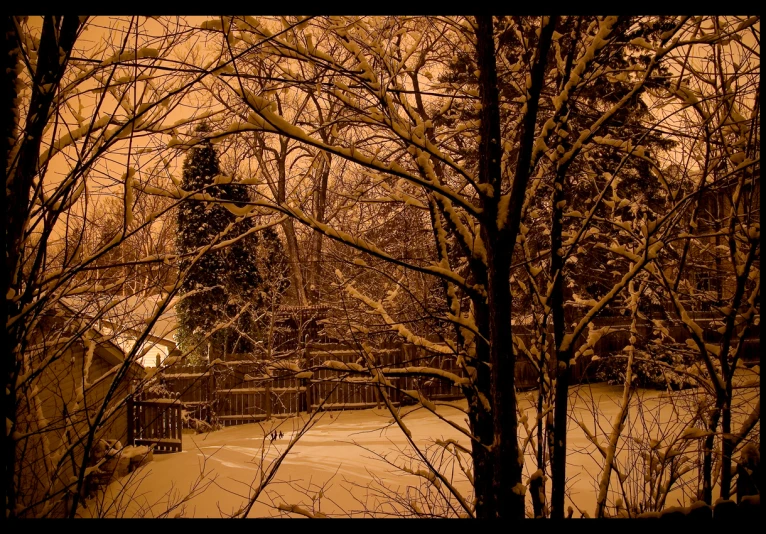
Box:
[437,16,676,317]
[175,125,264,360]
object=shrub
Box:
[594,343,699,390]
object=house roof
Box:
[95,337,142,375]
[48,301,145,377]
[62,292,178,344]
[128,293,178,341]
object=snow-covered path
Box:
[85,376,758,518]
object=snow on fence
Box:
[147,359,305,428]
[145,343,473,428]
[143,316,750,431]
[307,343,405,410]
[146,342,577,430]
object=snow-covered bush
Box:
[595,344,699,390]
[180,410,220,434]
[141,379,177,400]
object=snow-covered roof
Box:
[126,293,178,341]
[45,300,145,377]
[61,292,178,343]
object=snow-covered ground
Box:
[83,374,759,518]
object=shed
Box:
[15,303,145,517]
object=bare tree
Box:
[5,14,758,518]
[1,15,287,517]
[184,15,759,518]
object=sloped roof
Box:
[48,300,145,377]
[122,293,178,341]
[61,292,178,343]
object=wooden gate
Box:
[127,398,182,452]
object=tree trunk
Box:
[484,234,522,517]
[549,165,570,518]
[468,292,496,517]
[1,15,21,520]
[308,154,330,303]
[543,17,582,517]
[281,218,307,306]
[716,234,758,500]
[702,407,721,504]
[720,395,733,499]
[276,138,308,305]
[472,15,555,518]
[3,15,82,518]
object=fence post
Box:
[305,344,313,413]
[389,345,401,406]
[173,401,179,443]
[266,380,272,419]
[177,401,182,445]
[209,365,218,425]
[127,397,134,446]
[402,344,415,392]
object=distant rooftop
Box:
[61,292,178,342]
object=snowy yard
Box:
[9,13,759,520]
[83,373,759,519]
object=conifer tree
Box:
[175,125,264,359]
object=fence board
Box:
[127,399,182,453]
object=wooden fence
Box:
[215,362,304,425]
[143,312,759,430]
[148,339,615,429]
[126,398,182,453]
[153,359,305,427]
[308,343,407,410]
[151,343,468,428]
